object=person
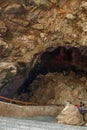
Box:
[77,102,84,113]
[66,101,70,106]
[77,102,85,120]
[77,102,81,109]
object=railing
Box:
[0,96,37,106]
[0,95,62,107]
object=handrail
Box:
[0,96,37,106]
[0,96,63,107]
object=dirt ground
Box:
[18,72,87,109]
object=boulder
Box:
[11,19,29,27]
[4,4,25,14]
[28,0,52,9]
[0,62,17,88]
[0,39,8,49]
[81,2,87,10]
[56,104,84,126]
[0,39,9,57]
[85,123,87,127]
[84,114,87,121]
[66,13,75,20]
[0,21,7,35]
[32,23,44,30]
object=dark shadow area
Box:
[17,46,87,95]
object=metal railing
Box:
[0,96,37,106]
[0,95,61,106]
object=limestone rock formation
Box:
[0,62,17,88]
[85,123,87,127]
[0,21,7,35]
[0,0,87,62]
[0,0,87,106]
[18,73,87,108]
[3,4,26,14]
[56,104,84,126]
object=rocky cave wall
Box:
[0,0,87,99]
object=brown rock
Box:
[80,77,86,82]
[32,24,44,30]
[85,123,87,127]
[84,114,87,121]
[85,81,87,86]
[56,104,84,126]
[0,0,87,107]
[29,0,52,9]
[0,39,8,49]
[66,13,75,20]
[81,2,87,10]
[81,20,87,33]
[0,21,7,35]
[11,19,29,27]
[50,0,57,4]
[4,4,25,14]
[0,62,17,88]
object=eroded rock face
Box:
[3,4,26,14]
[19,72,87,107]
[0,62,17,88]
[0,0,87,98]
[56,104,84,126]
[0,21,7,35]
[0,0,87,53]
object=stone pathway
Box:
[0,116,87,130]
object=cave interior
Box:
[17,46,87,96]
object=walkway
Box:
[0,116,86,130]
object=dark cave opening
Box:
[17,46,86,95]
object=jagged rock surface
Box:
[56,104,84,126]
[0,0,87,62]
[18,73,87,108]
[0,0,87,100]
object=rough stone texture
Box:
[0,1,87,129]
[22,73,87,107]
[56,104,84,126]
[0,101,59,118]
[0,62,17,88]
[0,21,7,35]
[81,2,87,10]
[0,116,87,130]
[3,4,26,14]
[0,0,87,63]
[0,0,87,58]
[0,0,87,104]
[84,114,87,121]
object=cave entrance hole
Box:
[17,46,86,97]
